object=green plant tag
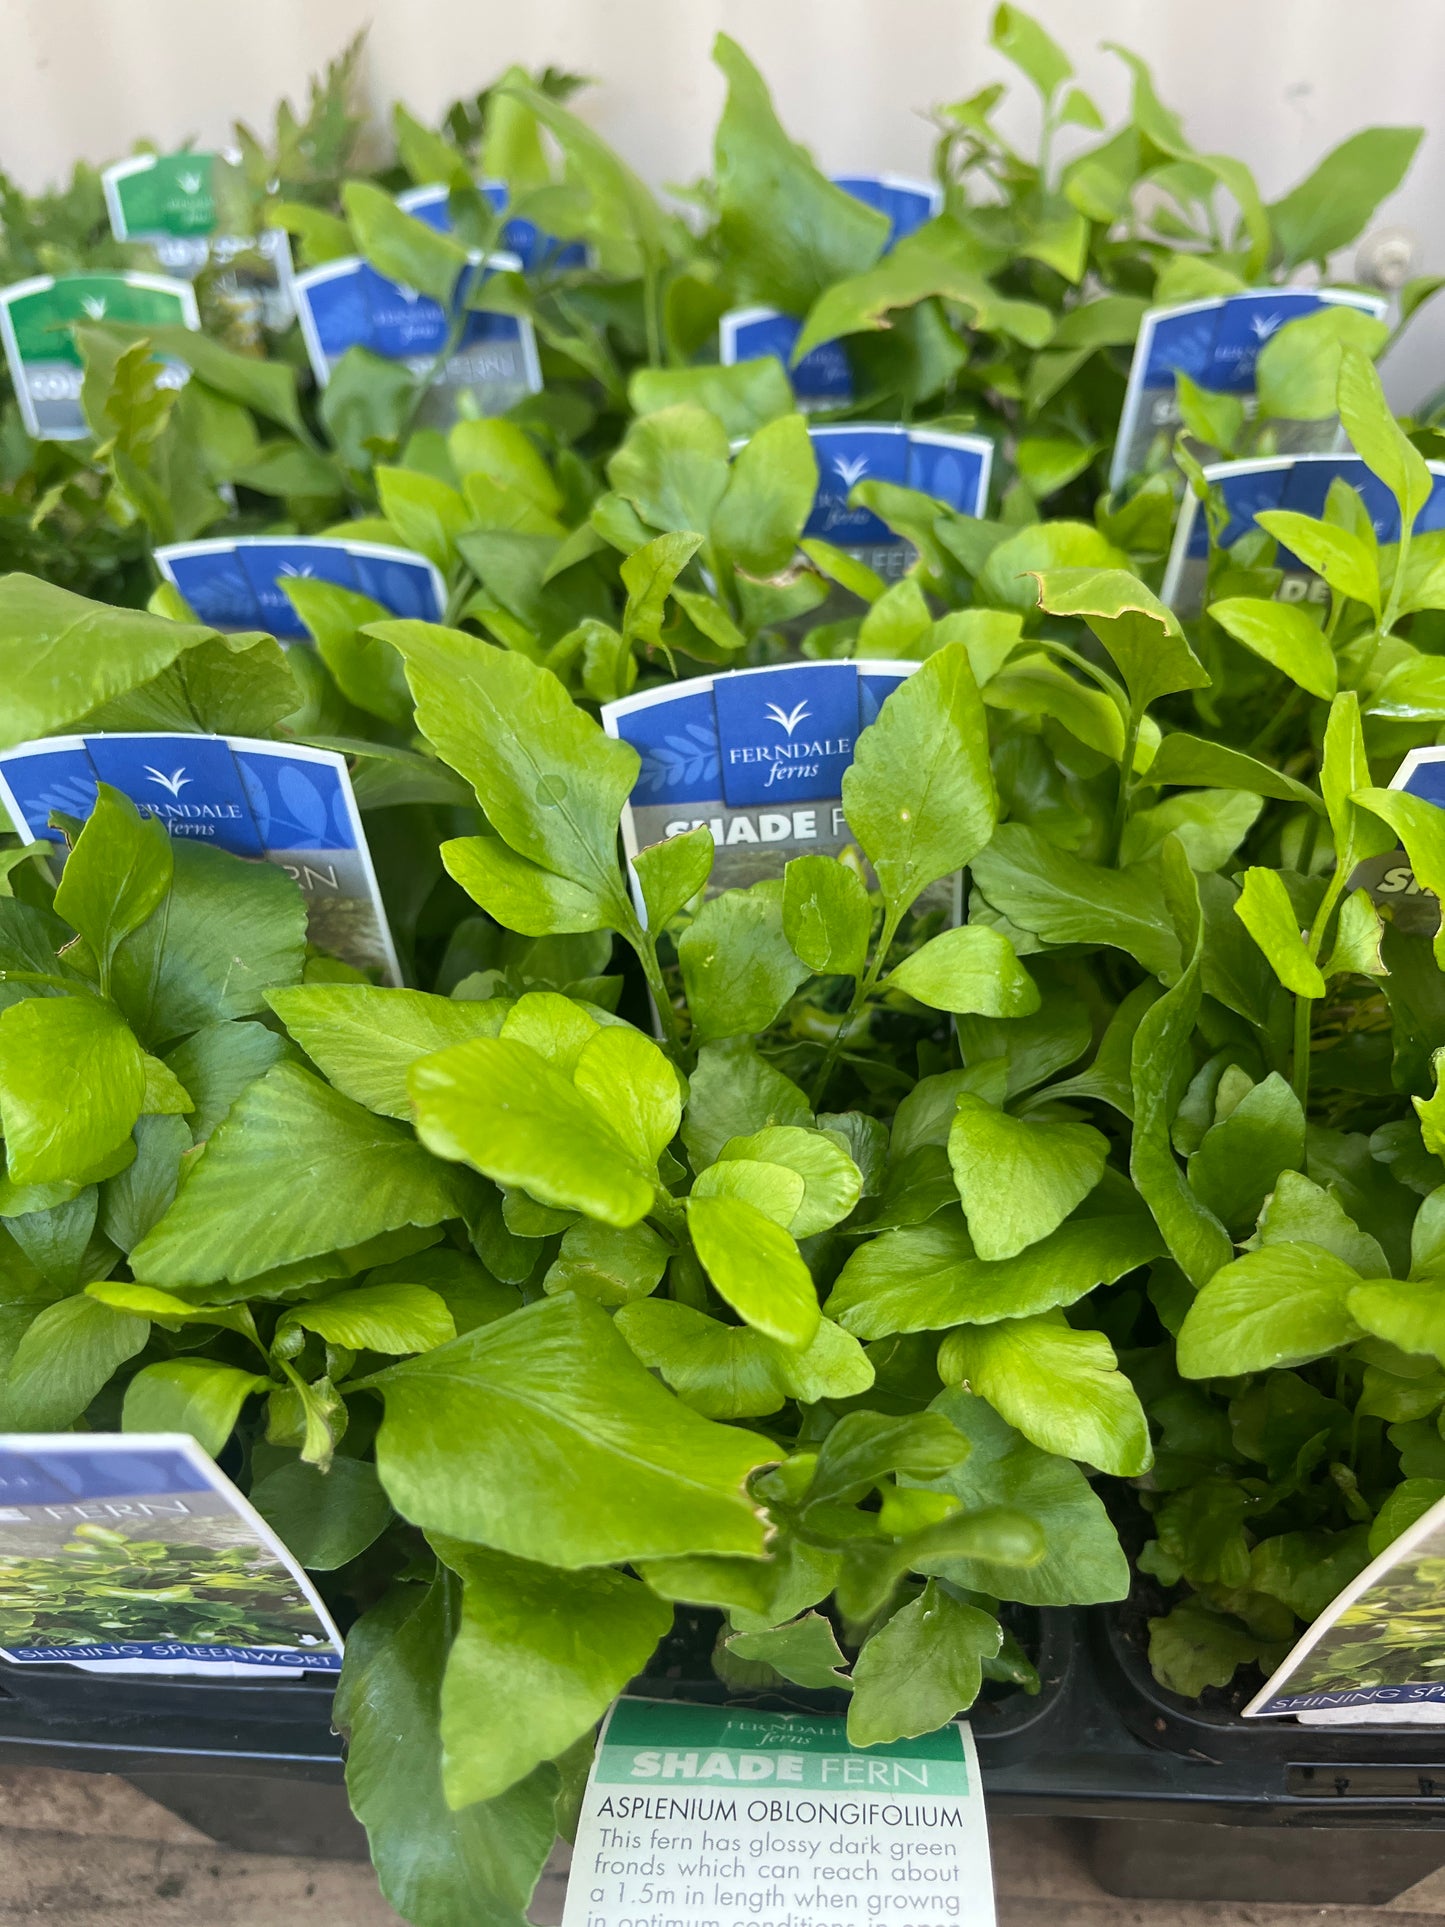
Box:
[0,272,198,440]
[0,1433,341,1676]
[564,1699,996,1927]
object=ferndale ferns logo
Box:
[80,296,108,320]
[144,764,191,798]
[1249,311,1285,341]
[831,452,869,488]
[176,169,205,196]
[764,699,812,738]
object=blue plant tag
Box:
[345,541,447,620]
[604,659,923,901]
[719,308,854,410]
[807,426,911,547]
[231,741,401,982]
[909,429,992,519]
[0,1434,343,1677]
[801,425,993,580]
[86,733,265,856]
[154,543,257,630]
[830,173,941,248]
[236,541,360,637]
[1112,288,1389,488]
[0,734,400,982]
[397,181,587,271]
[0,738,97,836]
[1163,455,1445,616]
[156,537,446,635]
[293,254,540,424]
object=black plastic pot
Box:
[5,1604,1445,1903]
[632,1603,1079,1771]
[0,1661,362,1858]
[1080,1605,1445,1905]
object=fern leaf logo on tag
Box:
[396,284,422,306]
[278,563,315,578]
[80,296,107,320]
[765,700,812,738]
[1250,311,1284,340]
[144,765,191,798]
[176,170,204,196]
[831,452,870,488]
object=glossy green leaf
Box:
[0,576,230,750]
[1209,597,1337,700]
[251,1457,392,1571]
[1354,786,1445,966]
[608,404,731,540]
[826,1209,1159,1336]
[712,413,817,576]
[687,1192,820,1347]
[338,1582,557,1927]
[1254,511,1380,614]
[630,359,793,439]
[712,33,887,314]
[1339,345,1434,525]
[0,995,147,1187]
[544,1219,669,1307]
[887,925,1039,1017]
[1234,867,1327,996]
[110,840,308,1045]
[681,1041,812,1169]
[132,1064,465,1286]
[948,1096,1107,1261]
[373,623,637,930]
[620,532,703,651]
[843,645,997,920]
[1034,568,1209,715]
[719,1124,861,1237]
[916,1389,1129,1604]
[847,1582,998,1745]
[571,1024,681,1167]
[726,1611,852,1689]
[781,855,871,979]
[281,1282,456,1355]
[939,1312,1151,1475]
[433,1537,670,1806]
[678,880,811,1041]
[121,1359,269,1457]
[1270,127,1423,267]
[971,826,1181,979]
[2,1294,149,1428]
[53,786,172,984]
[1128,844,1233,1289]
[371,1293,772,1564]
[797,221,1052,363]
[343,181,470,307]
[1256,307,1390,423]
[1177,1242,1363,1376]
[634,827,715,930]
[267,985,506,1120]
[411,1036,653,1229]
[991,3,1071,97]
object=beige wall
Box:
[1,0,1442,401]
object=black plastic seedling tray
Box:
[1,1608,1443,1901]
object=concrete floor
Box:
[0,1768,1443,1924]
